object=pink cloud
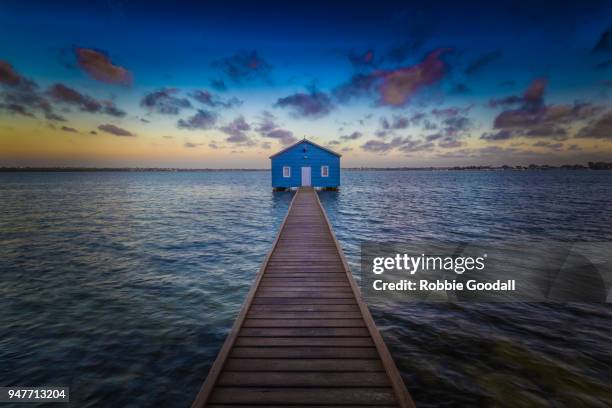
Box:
[75,48,132,86]
[523,77,547,106]
[374,48,451,107]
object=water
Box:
[1,170,611,407]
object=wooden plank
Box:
[247,311,363,319]
[264,273,346,277]
[209,387,397,405]
[264,269,346,273]
[267,259,342,262]
[251,298,357,305]
[239,327,370,337]
[230,346,378,359]
[242,318,366,328]
[217,371,390,387]
[258,286,353,292]
[224,358,384,372]
[261,276,349,282]
[258,286,352,292]
[260,280,350,287]
[234,337,376,347]
[249,304,360,312]
[255,291,354,298]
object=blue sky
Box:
[1,0,612,167]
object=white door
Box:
[301,167,311,186]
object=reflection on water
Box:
[1,170,611,407]
[1,172,292,407]
[320,170,612,407]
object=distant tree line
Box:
[587,162,612,170]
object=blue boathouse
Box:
[270,139,341,190]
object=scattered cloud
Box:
[436,145,549,160]
[532,141,563,150]
[335,48,451,107]
[75,48,132,85]
[374,48,451,107]
[184,142,203,148]
[208,142,219,149]
[380,115,410,130]
[177,109,217,130]
[213,51,272,83]
[0,61,36,89]
[210,79,227,91]
[377,112,439,138]
[141,88,191,114]
[525,125,568,138]
[465,50,502,75]
[576,111,612,139]
[442,115,471,134]
[0,61,66,121]
[61,126,78,133]
[361,136,407,153]
[361,136,435,155]
[398,139,435,153]
[592,26,612,53]
[339,131,363,141]
[256,111,297,145]
[486,78,604,142]
[348,49,375,68]
[480,130,514,141]
[190,90,242,108]
[431,105,472,118]
[489,78,547,110]
[276,88,334,118]
[265,128,296,145]
[333,73,377,102]
[48,84,125,117]
[438,138,462,149]
[0,102,35,117]
[98,124,135,137]
[220,115,254,144]
[420,115,472,149]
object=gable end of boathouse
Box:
[269,139,341,190]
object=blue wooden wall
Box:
[271,140,340,188]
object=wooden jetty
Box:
[192,187,414,407]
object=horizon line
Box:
[1,163,610,172]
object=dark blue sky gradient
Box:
[1,0,612,167]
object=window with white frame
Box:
[321,165,329,177]
[283,166,291,178]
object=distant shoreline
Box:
[1,163,611,172]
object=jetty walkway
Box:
[192,187,414,407]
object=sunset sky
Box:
[1,0,612,168]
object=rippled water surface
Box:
[1,170,611,407]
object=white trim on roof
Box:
[269,139,342,159]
